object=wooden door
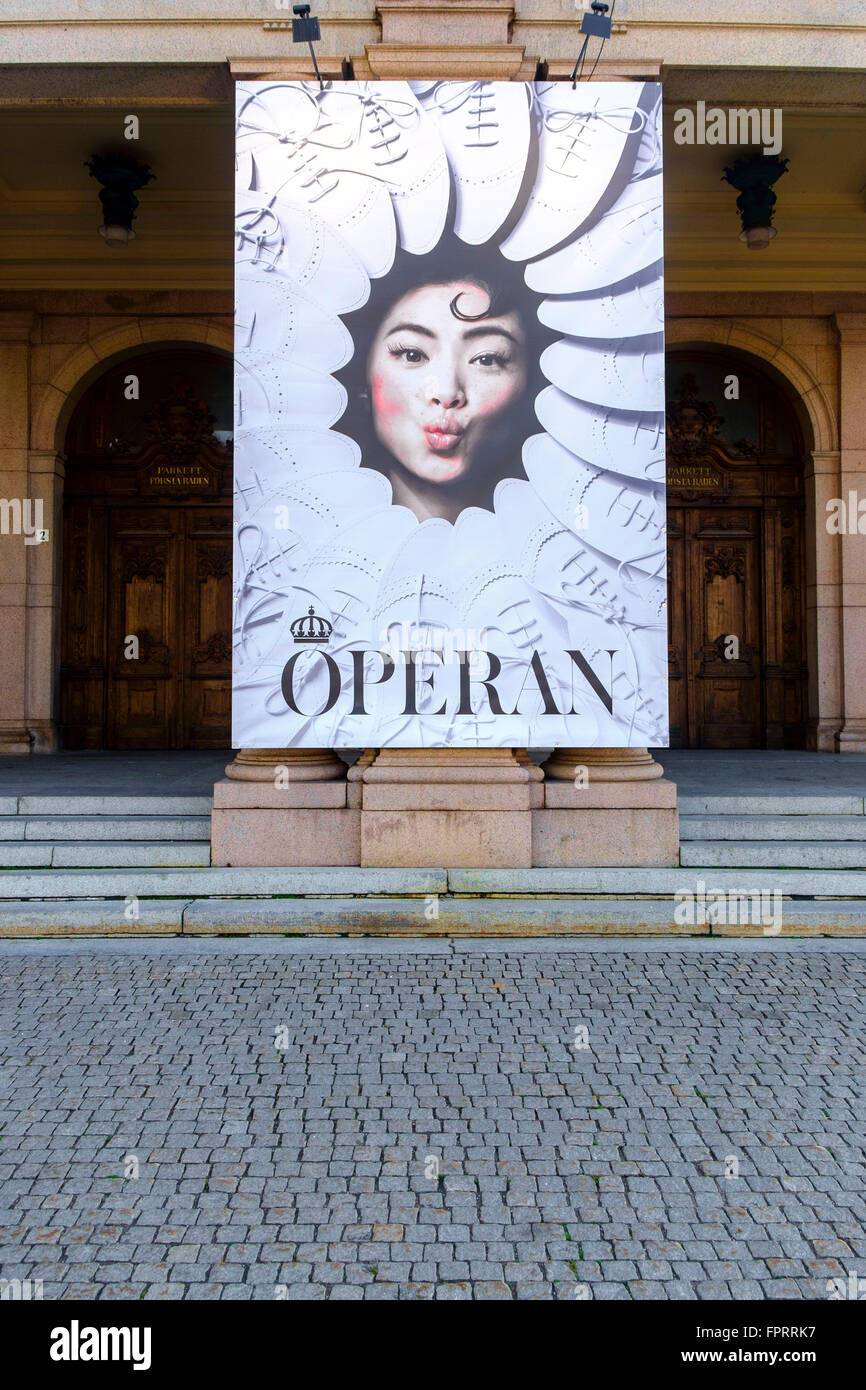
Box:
[667,509,763,747]
[103,508,232,750]
[60,350,234,749]
[182,510,233,748]
[107,507,181,749]
[665,358,807,749]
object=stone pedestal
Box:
[533,748,679,867]
[211,749,359,867]
[360,748,535,868]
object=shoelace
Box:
[319,88,420,167]
[539,102,646,176]
[426,81,517,148]
[234,205,284,272]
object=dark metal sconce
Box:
[85,152,154,248]
[722,152,789,251]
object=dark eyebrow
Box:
[384,320,436,339]
[461,325,522,345]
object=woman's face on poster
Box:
[366,280,529,490]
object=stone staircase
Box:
[0,788,864,936]
[0,795,211,869]
[679,792,866,870]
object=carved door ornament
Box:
[136,374,225,497]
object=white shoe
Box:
[235,195,370,315]
[534,386,665,484]
[236,82,398,278]
[234,353,345,431]
[500,82,645,262]
[236,270,353,371]
[538,267,663,340]
[318,82,450,254]
[522,433,666,574]
[541,334,664,414]
[526,172,663,294]
[631,85,663,180]
[233,428,360,525]
[417,81,532,244]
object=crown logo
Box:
[291,605,333,645]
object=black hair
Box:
[334,232,555,509]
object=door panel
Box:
[184,511,233,748]
[63,502,232,750]
[665,507,687,747]
[107,510,180,749]
[693,514,762,748]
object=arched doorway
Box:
[60,347,233,749]
[666,349,808,748]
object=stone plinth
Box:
[211,749,359,867]
[533,748,679,867]
[211,747,677,870]
[360,748,534,868]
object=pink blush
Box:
[370,372,400,422]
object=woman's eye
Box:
[388,343,427,365]
[471,352,509,369]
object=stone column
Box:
[359,747,535,867]
[832,314,866,751]
[25,449,65,751]
[211,749,359,866]
[805,448,843,751]
[534,747,679,866]
[0,312,37,753]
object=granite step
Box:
[0,864,865,900]
[677,794,865,816]
[0,842,211,869]
[9,795,213,817]
[0,866,448,899]
[680,814,866,842]
[0,895,863,938]
[0,815,211,842]
[680,840,866,869]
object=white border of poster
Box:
[233,79,667,749]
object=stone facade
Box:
[1,0,865,866]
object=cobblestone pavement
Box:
[1,938,864,1301]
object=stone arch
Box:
[28,317,233,751]
[32,317,232,453]
[665,318,842,751]
[665,319,837,455]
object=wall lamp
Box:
[86,152,154,248]
[722,152,789,251]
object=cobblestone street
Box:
[1,938,864,1301]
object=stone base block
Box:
[212,807,360,866]
[362,782,531,811]
[213,778,347,810]
[544,779,678,809]
[211,778,359,866]
[361,810,532,868]
[0,722,31,754]
[533,807,679,867]
[534,770,679,866]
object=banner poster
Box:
[233,80,666,749]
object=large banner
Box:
[233,80,666,749]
